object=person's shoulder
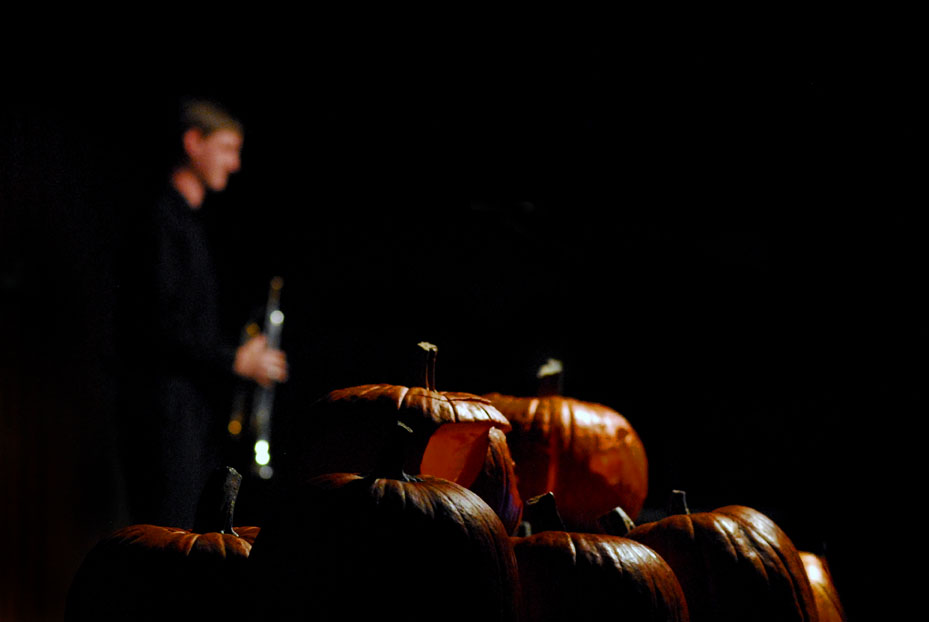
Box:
[152,184,196,228]
[155,184,189,212]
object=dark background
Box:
[2,23,924,620]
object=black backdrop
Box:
[2,26,924,620]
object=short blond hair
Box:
[179,98,243,137]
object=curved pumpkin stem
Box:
[668,489,691,516]
[598,505,636,536]
[536,358,564,397]
[370,420,422,483]
[523,492,566,534]
[418,341,438,392]
[193,466,242,535]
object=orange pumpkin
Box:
[65,467,258,621]
[625,490,818,622]
[250,421,521,621]
[284,342,522,532]
[485,360,647,530]
[513,493,689,621]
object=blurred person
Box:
[115,98,287,528]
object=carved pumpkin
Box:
[250,421,521,622]
[512,493,689,622]
[625,490,818,622]
[64,467,258,622]
[485,360,647,530]
[800,551,847,622]
[284,342,522,532]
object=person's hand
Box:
[234,334,289,388]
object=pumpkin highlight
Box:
[800,551,847,622]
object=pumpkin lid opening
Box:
[419,421,493,487]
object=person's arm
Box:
[149,199,288,387]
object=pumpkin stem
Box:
[669,489,691,516]
[514,521,533,537]
[597,505,636,536]
[193,466,242,535]
[371,420,422,483]
[419,341,438,392]
[536,358,564,397]
[523,492,566,533]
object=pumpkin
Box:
[64,467,259,622]
[468,426,524,535]
[800,551,847,622]
[485,359,647,530]
[512,492,690,622]
[249,420,522,622]
[625,490,818,622]
[284,342,523,532]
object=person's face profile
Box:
[186,127,244,192]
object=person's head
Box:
[176,98,244,193]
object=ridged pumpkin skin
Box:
[250,471,521,622]
[65,524,259,621]
[800,551,847,622]
[512,531,689,622]
[285,383,521,530]
[485,392,648,529]
[627,504,818,622]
